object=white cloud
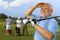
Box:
[0,0,8,8]
[9,0,23,7]
[0,0,33,9]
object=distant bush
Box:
[0,13,8,19]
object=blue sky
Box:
[0,0,60,17]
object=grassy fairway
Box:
[56,25,60,40]
[0,21,60,40]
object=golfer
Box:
[25,2,58,40]
[5,16,12,36]
[23,16,28,35]
[15,17,22,36]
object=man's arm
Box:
[25,4,39,19]
[34,24,53,40]
[5,19,7,22]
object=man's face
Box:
[40,6,52,18]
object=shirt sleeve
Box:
[48,19,58,35]
[31,14,40,19]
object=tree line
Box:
[0,13,60,25]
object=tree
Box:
[0,13,8,19]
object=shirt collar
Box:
[41,16,52,19]
[46,16,52,18]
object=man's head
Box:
[8,16,11,18]
[38,2,53,18]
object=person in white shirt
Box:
[23,16,28,35]
[5,16,12,36]
[15,17,21,36]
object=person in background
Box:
[5,16,12,36]
[25,2,58,40]
[23,16,28,35]
[15,17,21,36]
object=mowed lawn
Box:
[0,20,60,40]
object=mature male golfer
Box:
[25,2,58,40]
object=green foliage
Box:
[0,21,34,40]
[0,13,8,19]
[0,20,60,40]
[57,20,60,25]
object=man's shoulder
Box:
[50,18,58,24]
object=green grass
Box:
[0,21,60,40]
[0,21,34,40]
[56,25,60,40]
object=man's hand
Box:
[29,19,37,26]
[36,2,47,8]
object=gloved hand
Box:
[32,19,37,24]
[29,19,37,26]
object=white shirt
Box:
[16,20,21,27]
[23,19,28,24]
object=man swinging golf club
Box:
[25,2,58,40]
